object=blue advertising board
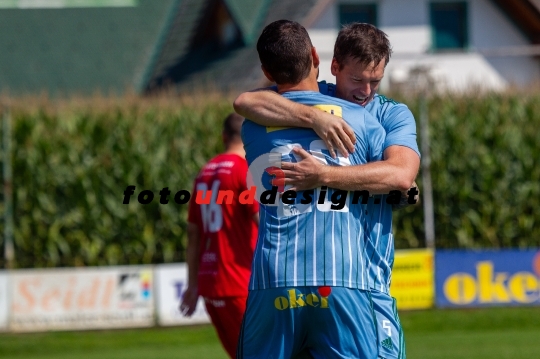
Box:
[436,250,540,307]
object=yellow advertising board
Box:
[390,249,434,310]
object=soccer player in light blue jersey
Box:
[237,20,386,359]
[234,23,420,359]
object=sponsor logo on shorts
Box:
[273,288,331,310]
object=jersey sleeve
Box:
[383,104,420,157]
[364,112,386,162]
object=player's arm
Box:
[234,89,355,158]
[324,145,419,192]
[283,145,419,193]
[283,105,420,193]
[180,222,200,317]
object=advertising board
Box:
[390,249,434,310]
[155,263,210,326]
[0,272,7,330]
[9,266,154,332]
[436,250,540,307]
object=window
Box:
[339,4,377,27]
[430,2,468,50]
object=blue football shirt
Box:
[242,90,386,290]
[319,81,421,293]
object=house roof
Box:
[138,0,208,92]
[491,0,540,43]
[0,0,329,95]
[224,0,271,45]
[144,0,327,94]
[2,0,537,95]
[0,0,175,95]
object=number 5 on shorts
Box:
[383,320,392,336]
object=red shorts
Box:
[204,296,247,359]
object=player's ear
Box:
[331,58,340,76]
[311,47,320,69]
[261,65,274,83]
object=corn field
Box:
[0,95,230,268]
[393,92,540,250]
[0,92,539,268]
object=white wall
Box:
[307,0,540,91]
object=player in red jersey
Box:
[180,113,259,359]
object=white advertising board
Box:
[0,272,8,330]
[9,266,154,332]
[155,263,210,326]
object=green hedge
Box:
[393,93,540,249]
[0,98,231,268]
[0,93,539,268]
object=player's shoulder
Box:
[241,118,266,139]
[198,154,246,181]
[242,117,264,130]
[367,94,415,127]
[375,93,399,104]
[369,94,409,112]
[201,154,223,171]
[303,90,366,112]
[282,90,356,115]
[281,90,333,103]
[318,81,338,97]
[281,88,356,110]
[207,153,244,168]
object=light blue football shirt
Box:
[242,90,386,290]
[319,81,421,293]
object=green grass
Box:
[0,325,228,359]
[401,307,540,359]
[1,307,539,358]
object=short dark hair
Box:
[223,112,244,139]
[256,20,313,85]
[334,23,392,69]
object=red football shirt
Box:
[187,153,259,297]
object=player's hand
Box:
[179,286,199,317]
[311,109,356,158]
[392,181,420,211]
[282,147,328,191]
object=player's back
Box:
[242,90,385,291]
[188,153,258,297]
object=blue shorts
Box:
[371,290,406,359]
[237,286,378,359]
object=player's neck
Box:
[277,75,319,94]
[224,142,245,158]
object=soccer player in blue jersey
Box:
[237,20,387,359]
[234,23,419,359]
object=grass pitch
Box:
[401,306,540,359]
[0,306,539,359]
